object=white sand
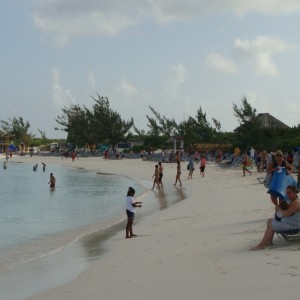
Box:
[13,155,300,300]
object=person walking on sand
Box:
[241,152,252,176]
[174,160,182,186]
[151,164,160,190]
[158,161,164,189]
[200,154,206,177]
[125,187,142,239]
[48,173,56,188]
[188,155,194,179]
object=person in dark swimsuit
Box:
[48,173,56,188]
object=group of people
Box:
[187,154,206,179]
[150,153,207,189]
[2,158,56,189]
[127,147,300,249]
[32,162,47,172]
[151,161,164,189]
[255,150,295,173]
[150,159,184,189]
[129,154,207,239]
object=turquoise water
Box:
[0,160,144,271]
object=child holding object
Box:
[125,187,142,239]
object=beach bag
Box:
[187,163,190,170]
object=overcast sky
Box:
[1,0,300,139]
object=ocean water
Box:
[0,158,187,300]
[0,160,145,271]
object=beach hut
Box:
[0,133,15,153]
[255,113,290,129]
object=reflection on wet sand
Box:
[81,186,187,260]
[174,186,185,201]
[152,186,187,210]
[157,189,167,210]
[80,221,126,260]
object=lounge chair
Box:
[276,229,300,242]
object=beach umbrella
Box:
[7,144,18,152]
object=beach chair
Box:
[276,229,300,242]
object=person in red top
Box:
[200,154,206,177]
[71,151,76,162]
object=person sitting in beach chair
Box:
[251,185,300,250]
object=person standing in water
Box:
[48,173,56,188]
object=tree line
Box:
[1,95,300,153]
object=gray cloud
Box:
[33,0,300,46]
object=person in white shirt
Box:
[125,187,142,239]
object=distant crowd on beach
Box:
[125,146,300,249]
[148,149,208,191]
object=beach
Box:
[4,154,300,300]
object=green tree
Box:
[232,97,260,150]
[177,107,219,150]
[56,95,134,148]
[233,96,257,124]
[89,95,134,147]
[56,104,90,146]
[146,106,177,136]
[0,117,32,146]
